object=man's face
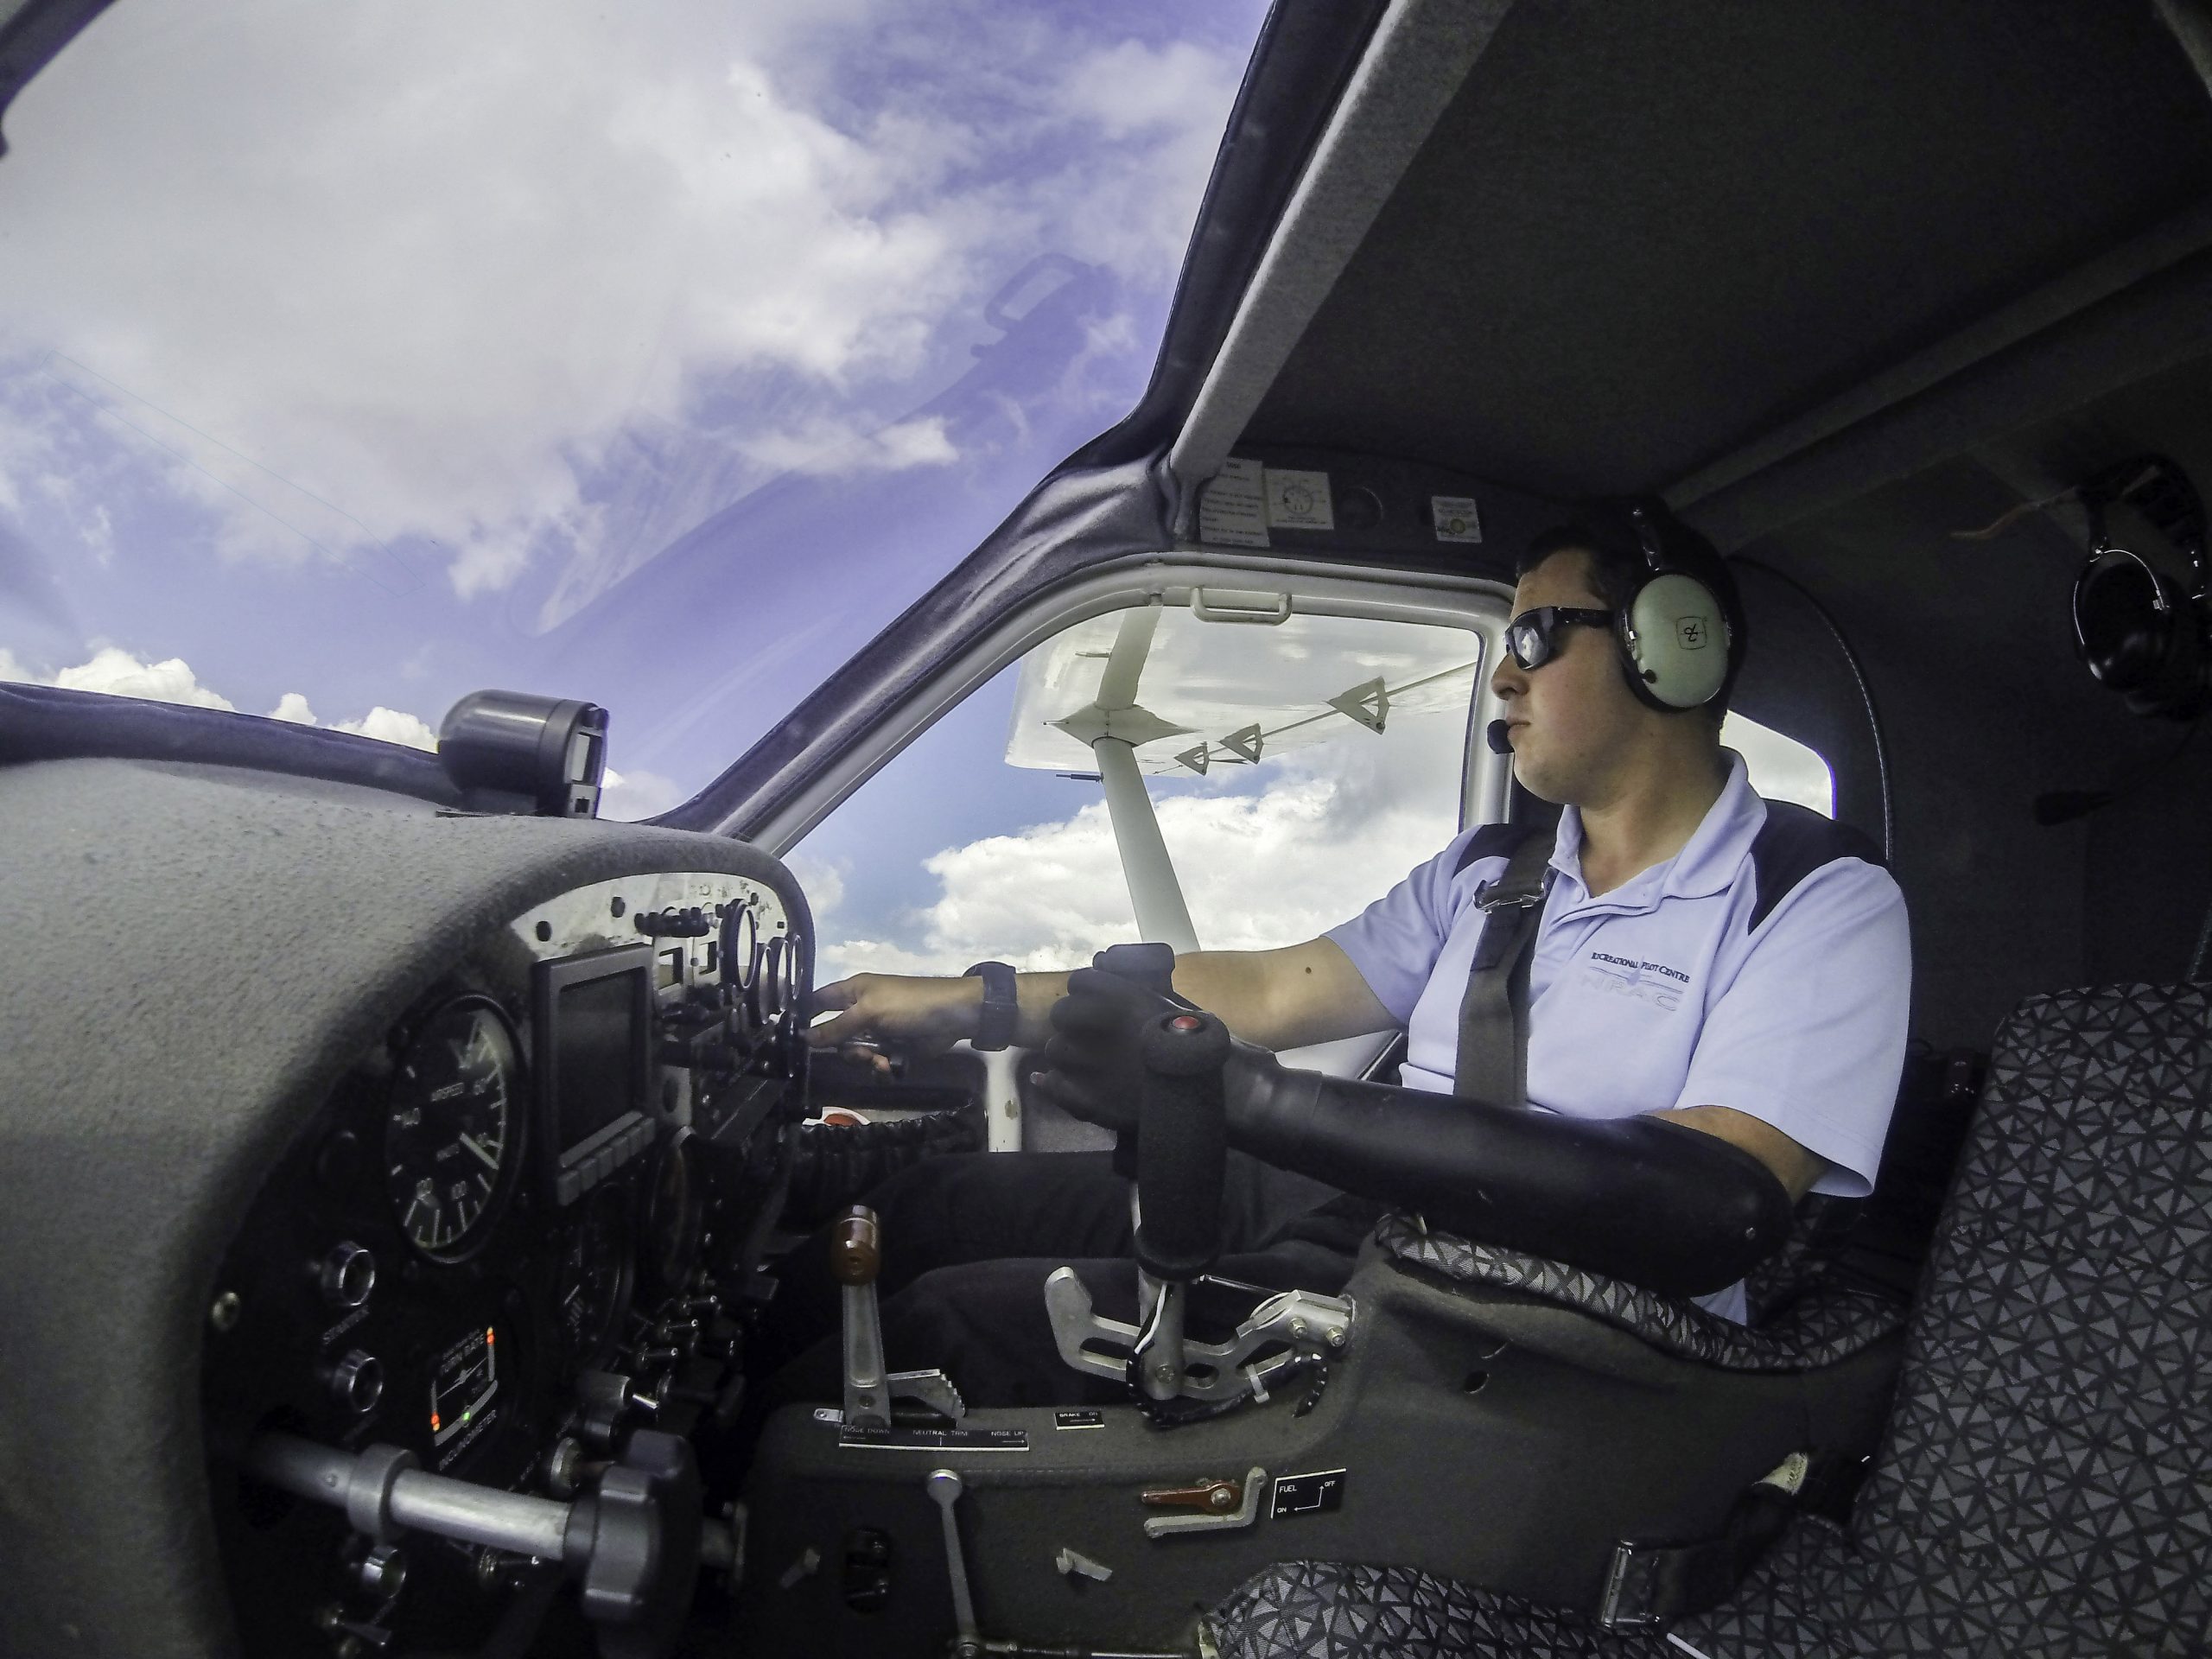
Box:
[1490,548,1645,803]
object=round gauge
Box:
[724,905,760,994]
[760,936,786,1019]
[555,1185,634,1370]
[385,997,525,1263]
[779,932,804,1022]
[639,1134,702,1300]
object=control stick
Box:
[1043,959,1355,1410]
[834,1205,966,1429]
[245,1428,726,1659]
[1127,1008,1230,1401]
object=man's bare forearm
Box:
[809,940,1389,1062]
[1012,953,1268,1048]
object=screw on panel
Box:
[209,1292,242,1332]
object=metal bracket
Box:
[1595,1540,1665,1632]
[1141,1466,1266,1539]
[1045,1267,1352,1404]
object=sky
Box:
[0,1,1838,980]
[0,0,1273,818]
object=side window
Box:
[791,602,1483,983]
[1720,711,1834,816]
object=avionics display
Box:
[533,944,655,1206]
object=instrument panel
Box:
[202,869,810,1657]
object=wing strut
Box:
[1053,606,1200,954]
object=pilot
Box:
[753,503,1910,1409]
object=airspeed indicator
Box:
[385,997,524,1262]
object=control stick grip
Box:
[1094,942,1179,1180]
[1133,1011,1232,1282]
[830,1205,881,1287]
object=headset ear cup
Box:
[2072,554,2163,690]
[1624,572,1731,709]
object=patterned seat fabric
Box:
[1205,1560,1665,1659]
[1207,982,2212,1659]
[1372,1212,1905,1372]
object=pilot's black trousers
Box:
[747,1150,1373,1414]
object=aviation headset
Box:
[1614,503,1738,713]
[2069,455,2209,720]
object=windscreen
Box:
[0,0,1269,816]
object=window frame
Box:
[750,552,1516,867]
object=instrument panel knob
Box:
[318,1242,376,1310]
[352,1543,407,1602]
[327,1350,385,1415]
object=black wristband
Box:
[963,961,1018,1052]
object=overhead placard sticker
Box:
[1431,495,1483,543]
[1198,456,1269,548]
[1267,468,1335,531]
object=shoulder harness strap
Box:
[1452,826,1556,1108]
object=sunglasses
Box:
[1504,606,1613,671]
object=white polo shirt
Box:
[1325,753,1911,1321]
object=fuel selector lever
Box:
[245,1429,731,1659]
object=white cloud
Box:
[0,3,1251,608]
[600,766,687,821]
[0,643,438,751]
[788,854,848,922]
[336,707,440,752]
[447,533,536,602]
[52,645,235,710]
[1061,40,1242,143]
[740,414,960,477]
[810,760,1459,987]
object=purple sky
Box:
[0,0,1274,817]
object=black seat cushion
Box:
[1207,982,2212,1658]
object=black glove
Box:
[1034,962,1183,1134]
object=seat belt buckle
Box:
[1596,1540,1667,1633]
[1472,877,1546,914]
[1469,878,1547,972]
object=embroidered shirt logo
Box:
[1583,950,1690,1011]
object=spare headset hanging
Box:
[2069,454,2210,721]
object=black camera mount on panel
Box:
[438,690,610,817]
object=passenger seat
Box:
[1204,980,2212,1658]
